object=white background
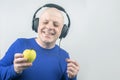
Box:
[0,0,120,80]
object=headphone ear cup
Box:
[32,18,39,32]
[59,24,69,39]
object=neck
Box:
[35,38,55,49]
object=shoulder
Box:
[14,38,34,44]
[8,38,35,52]
[16,38,34,42]
[10,38,34,47]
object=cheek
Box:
[37,27,40,33]
[37,26,42,32]
[38,23,43,31]
[59,26,63,33]
[57,28,63,35]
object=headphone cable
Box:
[59,38,62,48]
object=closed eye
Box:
[54,22,59,27]
[43,21,48,25]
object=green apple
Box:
[23,49,36,62]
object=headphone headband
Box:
[43,3,66,12]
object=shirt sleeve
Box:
[0,39,22,80]
[0,65,21,80]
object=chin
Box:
[42,39,53,44]
[44,39,57,45]
[40,35,57,44]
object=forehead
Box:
[40,8,64,21]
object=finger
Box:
[15,62,32,69]
[66,59,76,63]
[14,53,23,59]
[67,67,74,73]
[67,70,74,78]
[67,66,77,73]
[15,63,32,72]
[67,74,72,78]
[67,62,77,69]
[68,63,80,73]
[18,62,32,68]
[66,59,79,67]
[14,57,28,64]
[67,67,78,79]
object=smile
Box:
[42,28,56,36]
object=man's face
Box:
[37,8,64,44]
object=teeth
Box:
[42,29,55,35]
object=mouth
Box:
[41,28,56,36]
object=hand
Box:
[66,58,80,78]
[13,53,32,74]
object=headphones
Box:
[32,3,71,39]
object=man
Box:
[0,3,79,80]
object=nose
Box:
[46,22,54,29]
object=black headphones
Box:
[32,3,71,39]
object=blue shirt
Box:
[0,38,76,80]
